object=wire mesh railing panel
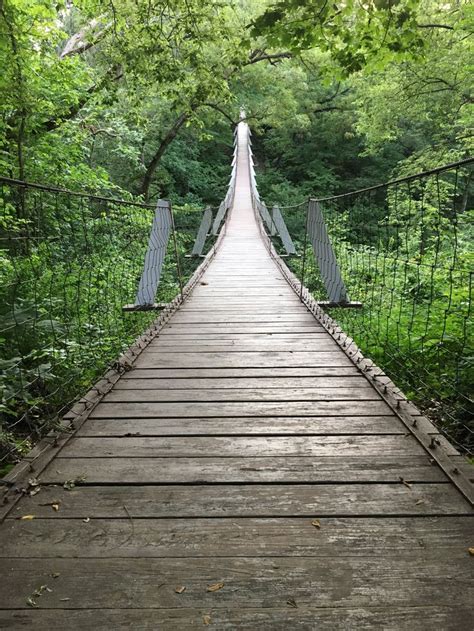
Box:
[318,164,473,453]
[276,161,473,454]
[0,178,207,470]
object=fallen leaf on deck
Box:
[33,585,48,597]
[311,519,321,529]
[20,515,35,520]
[51,573,60,579]
[203,614,211,625]
[399,477,412,489]
[60,598,70,602]
[175,585,186,594]
[39,500,61,512]
[63,475,86,490]
[287,598,297,608]
[26,597,37,608]
[468,548,474,556]
[207,582,224,592]
[83,517,90,523]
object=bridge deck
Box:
[1,123,473,629]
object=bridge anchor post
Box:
[307,200,361,308]
[122,199,172,312]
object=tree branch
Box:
[313,105,347,114]
[417,23,454,30]
[244,51,292,66]
[141,108,197,201]
[60,17,111,58]
[202,103,237,126]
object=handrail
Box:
[312,156,473,203]
[0,175,156,209]
[274,156,474,209]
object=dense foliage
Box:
[0,0,472,468]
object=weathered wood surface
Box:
[3,516,473,558]
[147,339,341,351]
[0,607,471,631]
[115,375,373,389]
[161,326,326,334]
[37,456,448,484]
[59,435,423,458]
[77,415,421,436]
[91,399,393,417]
[134,350,355,368]
[128,366,361,378]
[1,119,472,628]
[8,484,469,519]
[1,557,473,610]
[169,313,318,323]
[104,386,381,401]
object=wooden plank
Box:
[163,320,321,327]
[196,285,291,289]
[170,314,317,323]
[104,387,381,402]
[192,289,292,294]
[194,287,291,291]
[181,301,303,309]
[0,606,471,631]
[59,435,424,458]
[1,556,472,609]
[185,295,302,302]
[77,415,437,437]
[147,340,340,352]
[128,367,361,378]
[177,307,308,313]
[91,400,392,418]
[77,415,405,437]
[150,333,337,343]
[161,326,324,334]
[115,376,373,389]
[156,332,329,339]
[2,517,473,558]
[7,483,466,520]
[39,457,446,484]
[134,351,354,369]
[197,281,287,287]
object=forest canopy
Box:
[1,0,472,202]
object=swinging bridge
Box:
[0,117,473,629]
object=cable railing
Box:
[248,135,473,454]
[0,134,238,471]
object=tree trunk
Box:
[140,111,190,201]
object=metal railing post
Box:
[272,205,296,255]
[307,199,349,303]
[135,199,172,306]
[191,206,212,256]
[300,200,310,301]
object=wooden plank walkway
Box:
[1,122,473,629]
